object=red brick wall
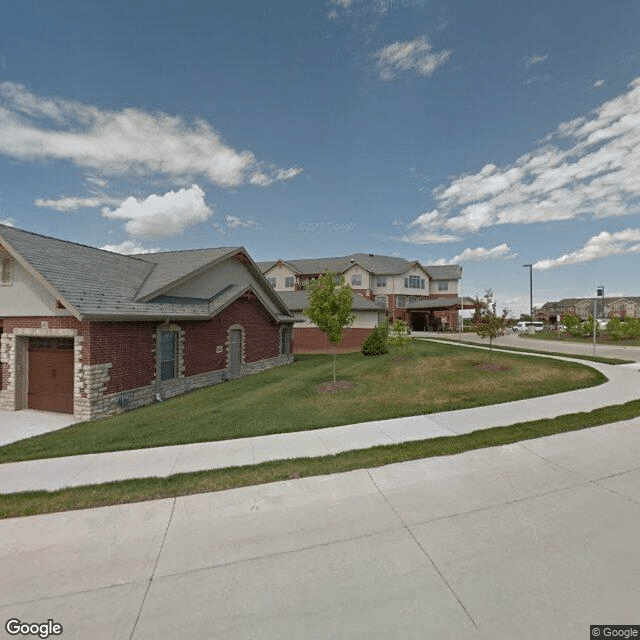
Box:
[216,295,280,363]
[88,322,156,394]
[293,327,373,353]
[183,295,280,376]
[2,298,284,395]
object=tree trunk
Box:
[333,345,337,383]
[489,337,493,362]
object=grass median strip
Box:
[422,336,633,365]
[2,398,639,519]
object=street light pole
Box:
[594,286,604,355]
[523,264,533,330]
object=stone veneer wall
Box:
[85,354,293,419]
[0,322,88,416]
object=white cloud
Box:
[225,215,258,229]
[0,83,301,188]
[102,185,212,238]
[404,76,640,239]
[523,53,549,67]
[590,79,606,89]
[100,240,159,255]
[432,243,517,265]
[0,217,15,227]
[249,166,303,187]
[85,175,108,188]
[399,230,460,244]
[34,195,121,211]
[374,36,452,80]
[534,228,640,270]
[454,243,517,262]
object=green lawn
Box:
[0,340,606,464]
[2,397,639,519]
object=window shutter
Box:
[421,279,425,289]
[1,257,12,284]
[404,277,408,288]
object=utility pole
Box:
[523,264,533,333]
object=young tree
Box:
[474,289,510,361]
[387,319,413,357]
[306,271,356,382]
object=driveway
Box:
[1,420,639,639]
[0,409,79,446]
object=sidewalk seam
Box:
[128,497,177,640]
[365,468,477,629]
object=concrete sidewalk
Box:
[1,420,639,639]
[1,346,639,495]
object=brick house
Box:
[258,254,468,348]
[0,225,294,421]
[537,297,640,324]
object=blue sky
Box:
[1,0,639,314]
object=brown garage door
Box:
[28,338,74,413]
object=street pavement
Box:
[1,420,639,639]
[413,329,640,362]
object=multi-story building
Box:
[537,297,640,324]
[258,254,472,350]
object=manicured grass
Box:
[424,336,634,365]
[0,340,605,464]
[2,397,639,519]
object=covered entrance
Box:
[28,337,74,413]
[406,297,478,332]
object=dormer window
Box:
[1,255,13,285]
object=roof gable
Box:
[0,224,153,319]
[134,247,239,301]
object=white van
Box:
[514,321,544,333]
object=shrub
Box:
[607,317,625,341]
[563,314,583,338]
[624,317,640,339]
[361,322,390,356]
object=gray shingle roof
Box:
[133,248,239,301]
[277,290,384,312]
[257,253,462,278]
[405,296,476,310]
[0,225,293,321]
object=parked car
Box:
[513,321,544,333]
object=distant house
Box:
[0,225,294,420]
[537,297,640,323]
[258,254,472,350]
